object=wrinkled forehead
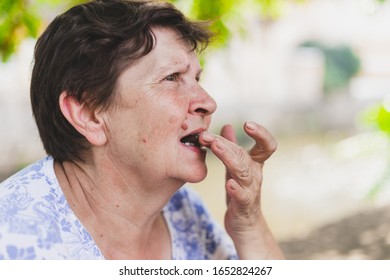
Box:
[114,27,201,94]
[131,27,200,74]
[151,26,197,59]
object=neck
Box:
[53,155,179,259]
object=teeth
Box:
[183,142,205,149]
[181,133,205,149]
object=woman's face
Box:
[102,27,217,186]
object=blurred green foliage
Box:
[0,0,85,61]
[361,94,390,198]
[0,0,40,61]
[173,0,308,48]
[363,99,390,135]
[1,0,389,61]
[0,0,308,62]
[300,41,361,94]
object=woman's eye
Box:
[164,73,180,81]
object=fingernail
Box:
[202,131,214,143]
[245,121,256,131]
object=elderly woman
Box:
[0,0,283,260]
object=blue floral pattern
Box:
[0,156,237,260]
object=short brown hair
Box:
[30,0,212,162]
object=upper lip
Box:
[180,127,206,141]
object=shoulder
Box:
[0,157,104,260]
[0,157,56,210]
[0,157,66,259]
[0,157,57,214]
[0,156,55,192]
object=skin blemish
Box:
[169,116,177,124]
[181,123,188,130]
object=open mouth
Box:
[180,133,204,148]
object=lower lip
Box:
[181,143,207,154]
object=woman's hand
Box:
[200,121,284,259]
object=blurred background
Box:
[1,0,390,259]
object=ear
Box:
[59,91,107,146]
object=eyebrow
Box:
[156,62,189,76]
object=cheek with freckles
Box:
[169,115,178,124]
[137,121,174,159]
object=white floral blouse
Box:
[0,156,237,260]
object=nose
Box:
[189,85,217,117]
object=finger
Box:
[220,124,236,180]
[226,178,251,210]
[200,130,237,205]
[244,121,277,162]
[220,124,237,144]
[200,131,253,185]
[220,125,237,206]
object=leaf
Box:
[0,0,86,62]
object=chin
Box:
[186,167,208,183]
